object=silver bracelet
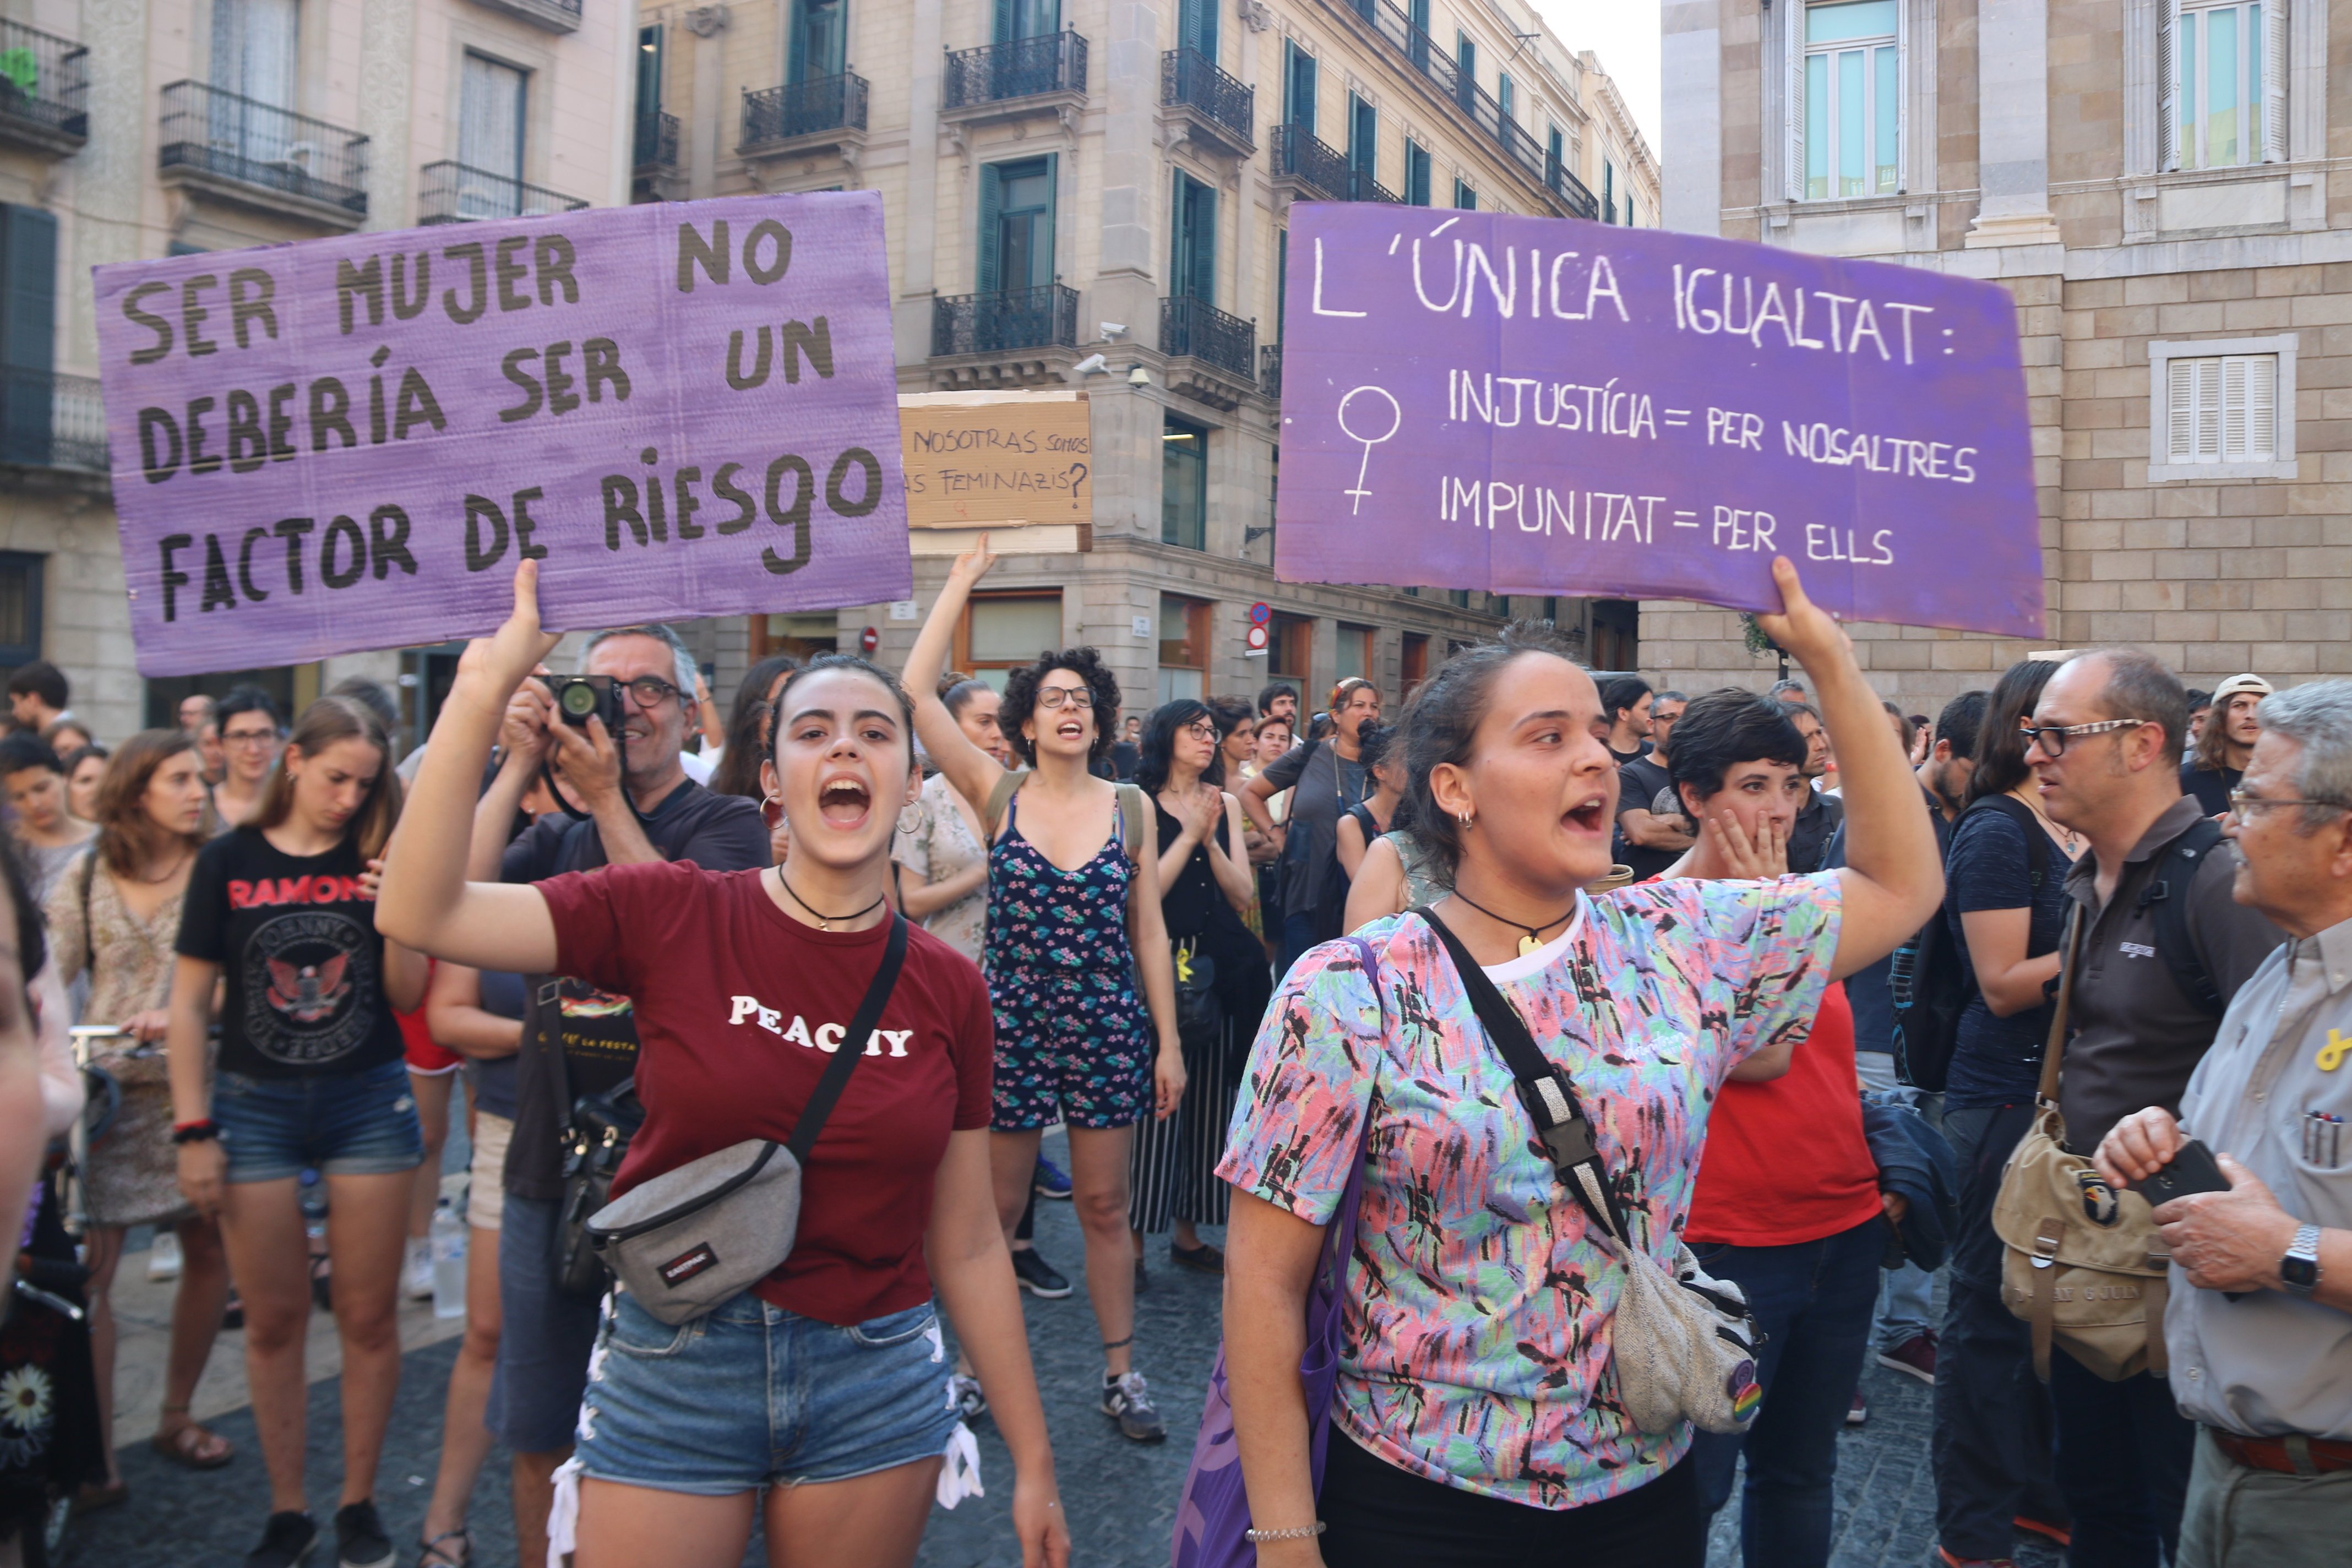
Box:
[1244,1522,1327,1543]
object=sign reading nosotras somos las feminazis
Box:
[1275,205,2045,640]
[94,193,910,678]
[897,390,1093,556]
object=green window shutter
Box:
[1179,0,1216,60]
[994,0,1014,44]
[977,164,1003,294]
[1191,181,1216,308]
[0,205,58,373]
[1038,153,1057,288]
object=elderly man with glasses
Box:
[2093,679,2352,1566]
[2012,649,2286,1568]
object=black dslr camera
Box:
[542,674,625,733]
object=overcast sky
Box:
[1531,0,1661,154]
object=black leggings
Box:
[1316,1428,1705,1568]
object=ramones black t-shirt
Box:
[176,828,407,1079]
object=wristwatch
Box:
[2281,1222,2323,1298]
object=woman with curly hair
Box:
[905,540,1184,1445]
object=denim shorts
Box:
[213,1059,423,1184]
[574,1289,961,1495]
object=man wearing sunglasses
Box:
[2015,649,2285,1566]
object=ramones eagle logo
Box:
[2076,1168,2122,1227]
[242,911,375,1065]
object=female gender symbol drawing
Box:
[1337,385,1401,516]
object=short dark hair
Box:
[7,661,66,711]
[1135,699,1224,793]
[1665,689,1808,812]
[1598,674,1653,723]
[1967,661,2061,804]
[1257,682,1299,716]
[1000,646,1122,766]
[1655,689,1689,706]
[1357,720,1401,772]
[0,734,62,778]
[1934,690,1991,763]
[2080,647,2190,761]
[2185,688,2213,712]
[1402,619,1582,881]
[215,684,284,734]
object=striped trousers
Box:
[1126,1015,1239,1234]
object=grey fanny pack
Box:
[585,914,909,1326]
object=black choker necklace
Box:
[772,867,885,931]
[1449,888,1578,956]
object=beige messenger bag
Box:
[1991,903,2173,1382]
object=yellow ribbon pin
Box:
[2320,1030,2352,1072]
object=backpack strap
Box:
[981,770,1030,840]
[1115,782,1147,863]
[2138,816,2226,1017]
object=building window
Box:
[1400,632,1429,695]
[1496,72,1514,125]
[1348,93,1376,179]
[2147,334,2297,481]
[1603,159,1615,222]
[1335,624,1372,684]
[1801,0,1900,200]
[459,53,529,215]
[1284,40,1316,130]
[753,611,840,662]
[1162,415,1208,549]
[1454,32,1476,114]
[211,0,297,108]
[1268,613,1312,700]
[0,204,58,470]
[1158,595,1211,703]
[956,592,1063,690]
[980,156,1057,293]
[790,0,846,81]
[1545,124,1564,184]
[1447,588,1470,609]
[2173,2,2275,170]
[1452,178,1476,210]
[1170,171,1216,306]
[0,553,42,676]
[1404,139,1431,205]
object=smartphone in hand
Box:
[2131,1138,2233,1204]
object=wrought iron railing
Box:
[158,80,368,215]
[634,108,678,172]
[1159,48,1251,146]
[0,368,106,472]
[0,18,89,143]
[1545,152,1598,221]
[1268,124,1346,200]
[741,72,869,150]
[1342,167,1400,203]
[418,160,588,223]
[1159,295,1255,384]
[943,31,1087,110]
[1259,343,1282,400]
[930,284,1080,357]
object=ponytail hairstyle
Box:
[257,696,403,859]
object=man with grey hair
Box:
[2097,678,2352,1565]
[2019,647,2286,1565]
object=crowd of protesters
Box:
[0,556,2349,1568]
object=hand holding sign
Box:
[1751,556,1853,668]
[460,559,563,701]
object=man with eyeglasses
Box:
[210,685,284,830]
[2017,649,2285,1566]
[464,621,769,1568]
[2093,680,2352,1566]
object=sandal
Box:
[416,1527,473,1567]
[150,1409,235,1470]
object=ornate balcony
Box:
[157,80,368,227]
[1547,153,1598,222]
[1158,47,1251,157]
[0,19,89,154]
[941,32,1086,129]
[1159,295,1256,410]
[740,72,869,164]
[0,368,107,473]
[1269,123,1346,203]
[932,285,1080,357]
[1342,167,1400,204]
[418,161,589,224]
[634,108,678,173]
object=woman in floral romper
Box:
[907,539,1184,1445]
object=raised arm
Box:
[376,563,565,976]
[1754,557,1942,979]
[904,540,1012,818]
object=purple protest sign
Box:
[1275,205,2043,639]
[94,193,909,677]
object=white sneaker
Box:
[403,1236,434,1302]
[146,1231,183,1282]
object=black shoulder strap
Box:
[2138,817,2226,1017]
[783,914,910,1164]
[1411,906,1627,1243]
[1974,796,2052,894]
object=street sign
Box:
[1245,623,1269,651]
[1247,602,1271,624]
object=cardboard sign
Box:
[95,193,910,677]
[897,391,1092,557]
[1275,205,2044,638]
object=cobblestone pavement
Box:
[69,1141,2064,1568]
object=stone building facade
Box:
[1655,0,2352,707]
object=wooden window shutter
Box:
[2261,0,2288,162]
[2157,0,2182,171]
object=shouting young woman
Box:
[375,563,1067,1568]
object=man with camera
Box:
[2095,679,2352,1566]
[466,623,767,1568]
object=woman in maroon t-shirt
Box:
[377,564,1069,1568]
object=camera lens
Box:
[561,683,597,716]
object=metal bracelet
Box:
[1244,1522,1327,1543]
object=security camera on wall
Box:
[1073,352,1108,375]
[1099,322,1128,340]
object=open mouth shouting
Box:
[816,774,873,830]
[1054,716,1086,744]
[1563,791,1610,837]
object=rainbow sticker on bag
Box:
[1728,1361,1762,1423]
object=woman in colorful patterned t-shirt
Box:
[1217,558,1945,1568]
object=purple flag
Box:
[95,193,910,677]
[1275,205,2044,639]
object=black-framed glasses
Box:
[2018,717,2142,757]
[1182,720,1219,742]
[618,676,682,709]
[2228,789,2350,820]
[220,728,279,748]
[1036,687,1095,710]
